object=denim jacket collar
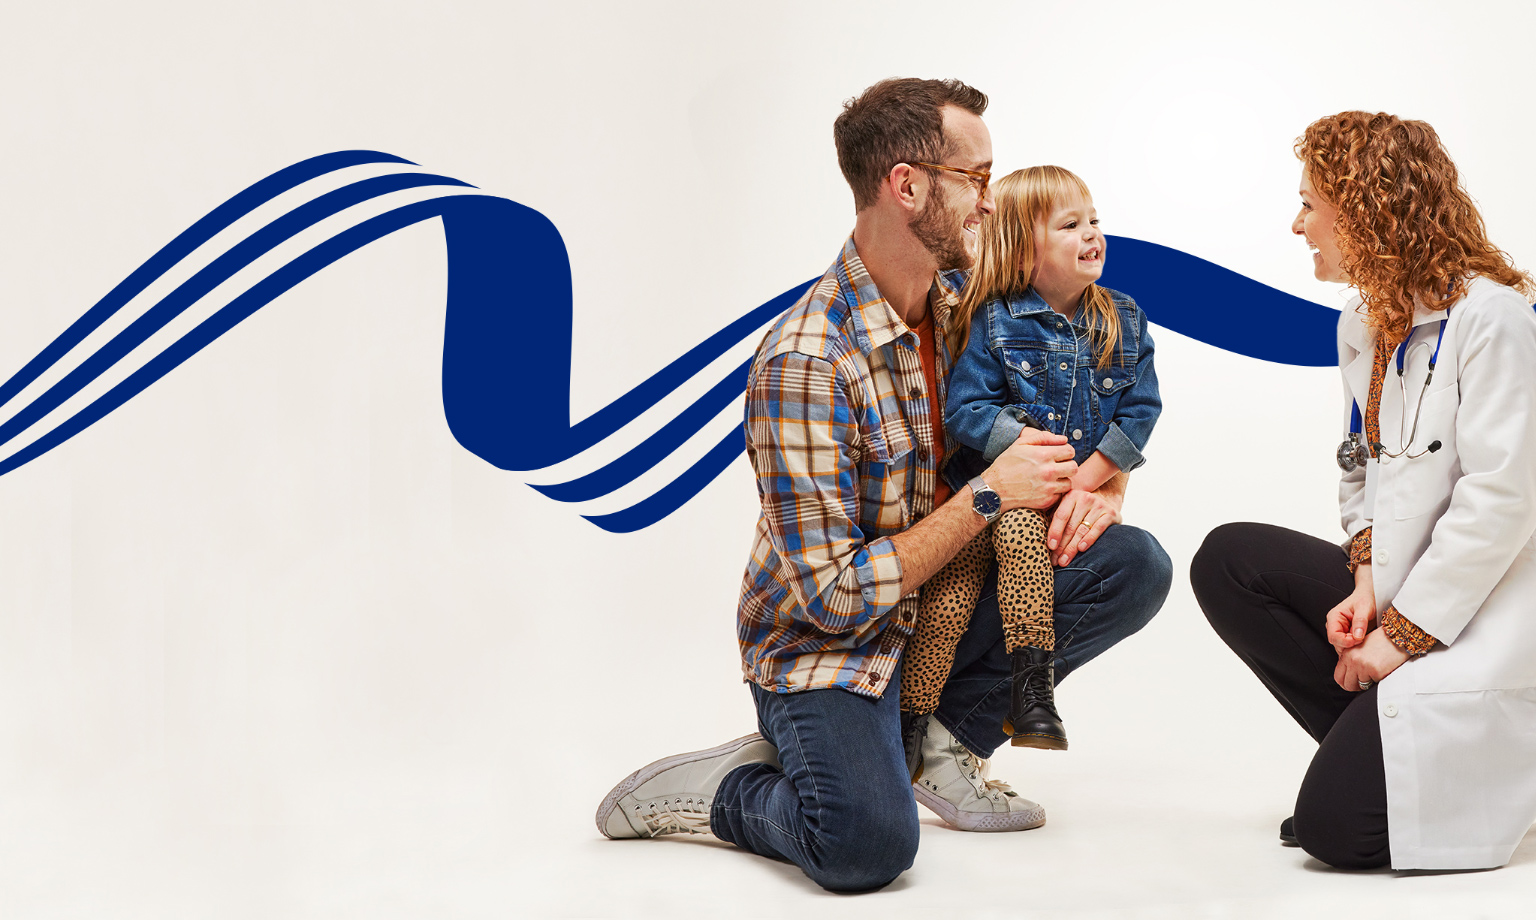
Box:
[836,235,959,356]
[1002,287,1056,319]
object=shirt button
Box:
[1383,703,1398,718]
[1377,549,1390,565]
[1073,429,1083,439]
[917,448,929,462]
[909,387,921,399]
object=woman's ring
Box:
[1358,678,1374,690]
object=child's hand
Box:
[1047,488,1121,566]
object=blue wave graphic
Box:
[0,152,1347,531]
[1100,237,1341,367]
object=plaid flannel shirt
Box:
[737,236,960,698]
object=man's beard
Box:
[908,184,971,271]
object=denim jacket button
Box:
[1102,378,1113,388]
[1021,360,1031,371]
[1059,361,1068,370]
[1073,428,1083,440]
[1047,412,1055,421]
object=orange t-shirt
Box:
[914,311,953,509]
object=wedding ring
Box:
[1358,679,1374,690]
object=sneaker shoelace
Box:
[955,747,1016,803]
[975,758,1018,800]
[638,797,711,836]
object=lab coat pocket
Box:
[1392,387,1459,520]
[1406,687,1536,852]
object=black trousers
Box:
[1190,522,1391,869]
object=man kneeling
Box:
[594,77,1170,892]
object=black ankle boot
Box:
[1009,646,1068,750]
[900,711,929,780]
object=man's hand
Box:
[1326,564,1376,651]
[1334,628,1410,691]
[983,429,1076,512]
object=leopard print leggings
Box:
[899,507,1055,715]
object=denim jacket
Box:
[941,282,1161,490]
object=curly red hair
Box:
[1296,111,1531,344]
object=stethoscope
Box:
[1336,316,1449,472]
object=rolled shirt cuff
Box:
[1095,423,1145,472]
[858,535,907,609]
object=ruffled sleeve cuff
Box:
[1346,527,1373,574]
[1381,604,1437,657]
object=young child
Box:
[901,165,1161,751]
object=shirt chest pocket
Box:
[857,410,914,531]
[1001,347,1048,405]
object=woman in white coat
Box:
[1192,110,1536,870]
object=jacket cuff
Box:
[1096,423,1145,472]
[982,407,1031,461]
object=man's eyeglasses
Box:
[910,162,991,200]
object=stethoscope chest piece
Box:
[1337,433,1370,473]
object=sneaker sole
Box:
[912,782,1046,833]
[595,733,765,839]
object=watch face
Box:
[974,488,1002,518]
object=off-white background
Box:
[1,1,1534,917]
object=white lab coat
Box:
[1338,277,1536,869]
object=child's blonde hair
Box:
[949,165,1121,369]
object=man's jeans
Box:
[711,524,1172,892]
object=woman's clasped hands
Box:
[1325,562,1409,691]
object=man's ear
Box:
[885,163,924,213]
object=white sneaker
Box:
[595,734,780,839]
[912,720,1045,832]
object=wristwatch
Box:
[967,475,1002,524]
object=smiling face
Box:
[1028,191,1105,313]
[1293,169,1347,283]
[907,105,995,270]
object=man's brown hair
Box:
[833,78,989,211]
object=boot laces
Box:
[1018,659,1062,719]
[637,797,711,836]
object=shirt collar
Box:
[837,235,958,355]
